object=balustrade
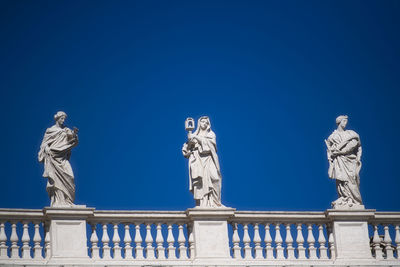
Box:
[0,209,45,261]
[0,208,399,265]
[87,210,190,261]
[369,212,400,260]
[229,211,332,260]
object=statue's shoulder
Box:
[45,125,61,134]
[46,125,57,131]
[346,129,360,139]
[207,131,216,139]
[327,130,337,140]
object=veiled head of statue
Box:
[54,111,67,122]
[195,116,211,133]
[336,115,348,127]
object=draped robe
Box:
[326,129,362,205]
[182,130,222,207]
[38,125,78,207]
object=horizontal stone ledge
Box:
[91,210,188,222]
[232,211,328,222]
[371,211,400,223]
[325,209,376,221]
[0,208,400,223]
[186,207,236,220]
[43,206,95,219]
[0,208,44,220]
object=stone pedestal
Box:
[186,207,235,260]
[326,209,375,260]
[43,206,94,261]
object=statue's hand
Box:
[73,127,79,134]
[182,144,192,158]
[191,135,200,142]
[44,145,51,154]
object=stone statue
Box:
[38,111,79,207]
[325,115,364,209]
[182,116,224,208]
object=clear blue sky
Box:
[0,0,399,212]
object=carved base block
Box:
[333,221,372,259]
[326,209,374,260]
[49,219,88,258]
[187,207,235,259]
[43,206,94,260]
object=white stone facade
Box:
[0,207,399,266]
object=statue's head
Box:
[199,116,210,131]
[54,111,67,126]
[336,115,348,128]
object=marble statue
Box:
[182,116,224,208]
[325,115,364,209]
[38,111,79,207]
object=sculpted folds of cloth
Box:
[325,115,364,209]
[182,116,224,208]
[38,111,79,207]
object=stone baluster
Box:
[112,223,122,259]
[231,223,241,259]
[254,223,263,259]
[10,222,19,259]
[395,225,400,260]
[313,224,320,259]
[275,223,284,259]
[296,223,306,259]
[33,222,42,259]
[167,223,176,259]
[231,224,241,259]
[188,225,195,259]
[134,223,144,259]
[264,223,274,259]
[318,224,328,259]
[145,223,155,259]
[372,224,383,260]
[21,222,31,259]
[0,222,7,259]
[383,224,394,259]
[102,223,111,260]
[124,224,133,259]
[44,224,50,259]
[90,224,100,259]
[307,224,317,259]
[243,223,252,259]
[156,223,165,259]
[178,224,188,259]
[327,225,335,259]
[285,223,295,259]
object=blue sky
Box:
[0,0,399,212]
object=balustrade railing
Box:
[229,211,332,260]
[87,210,192,261]
[0,209,46,261]
[0,208,399,265]
[369,212,400,260]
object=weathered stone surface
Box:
[325,115,364,209]
[38,111,79,207]
[183,116,224,208]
